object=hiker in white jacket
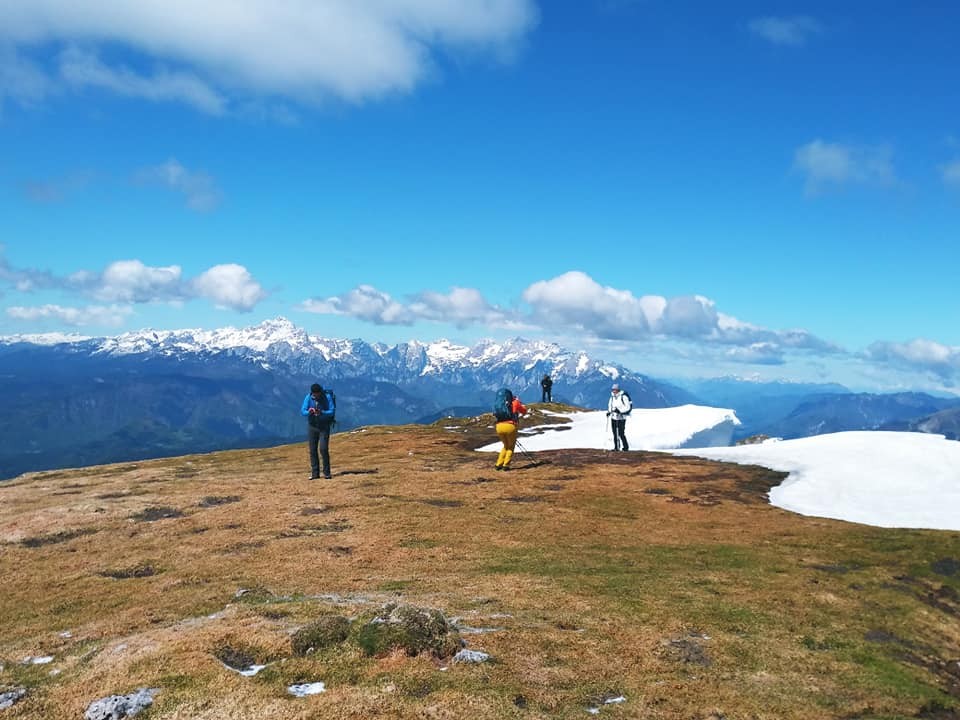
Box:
[606,383,632,451]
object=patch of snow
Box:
[21,655,53,665]
[288,682,326,697]
[238,664,267,677]
[453,649,490,663]
[672,431,960,531]
[476,405,739,453]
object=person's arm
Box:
[516,400,527,415]
[301,394,313,416]
[319,393,335,418]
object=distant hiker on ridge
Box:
[493,388,527,471]
[540,373,553,403]
[606,383,632,451]
[302,383,336,479]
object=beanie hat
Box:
[311,383,322,393]
[611,383,620,391]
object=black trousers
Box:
[308,425,331,478]
[541,388,552,402]
[611,418,628,451]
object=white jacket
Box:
[607,392,632,420]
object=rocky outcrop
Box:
[84,688,158,720]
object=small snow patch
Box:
[288,682,326,697]
[0,688,27,710]
[587,694,626,714]
[21,655,53,665]
[453,649,490,664]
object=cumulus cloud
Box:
[724,343,786,366]
[866,339,960,378]
[135,159,223,211]
[748,16,822,46]
[0,247,59,292]
[793,139,897,195]
[6,303,132,327]
[190,264,267,312]
[70,260,183,303]
[0,0,538,112]
[408,287,509,327]
[1,253,267,313]
[522,271,657,339]
[301,285,414,325]
[302,272,839,366]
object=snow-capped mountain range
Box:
[0,318,693,479]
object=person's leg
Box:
[616,419,628,451]
[318,426,332,478]
[611,418,620,451]
[307,427,320,478]
[547,389,552,402]
[542,389,547,402]
[496,422,510,467]
[501,424,518,467]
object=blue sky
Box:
[1,1,959,392]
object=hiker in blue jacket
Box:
[301,383,335,479]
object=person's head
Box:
[611,383,620,394]
[310,383,323,397]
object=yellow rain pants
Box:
[495,421,518,467]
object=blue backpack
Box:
[493,389,515,421]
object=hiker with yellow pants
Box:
[493,389,527,471]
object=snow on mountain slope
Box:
[476,405,960,532]
[477,405,741,453]
[672,431,960,531]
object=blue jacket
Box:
[302,391,335,427]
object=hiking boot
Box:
[501,465,511,472]
[323,473,332,479]
[494,465,502,471]
[309,474,320,480]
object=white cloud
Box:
[6,303,132,327]
[301,285,414,325]
[941,159,960,190]
[408,287,509,327]
[724,343,785,365]
[0,0,538,111]
[302,272,839,365]
[522,271,655,339]
[793,139,897,195]
[59,46,225,114]
[748,16,822,47]
[135,159,223,211]
[190,264,267,312]
[1,251,268,312]
[74,259,183,303]
[866,339,960,378]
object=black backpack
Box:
[493,388,515,421]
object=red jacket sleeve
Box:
[513,398,527,415]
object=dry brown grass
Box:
[1,407,959,719]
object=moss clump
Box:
[291,614,351,656]
[351,603,462,658]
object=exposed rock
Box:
[0,688,27,710]
[84,688,158,720]
[352,603,462,658]
[291,614,350,656]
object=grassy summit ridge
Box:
[1,405,958,719]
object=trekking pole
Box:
[514,439,535,461]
